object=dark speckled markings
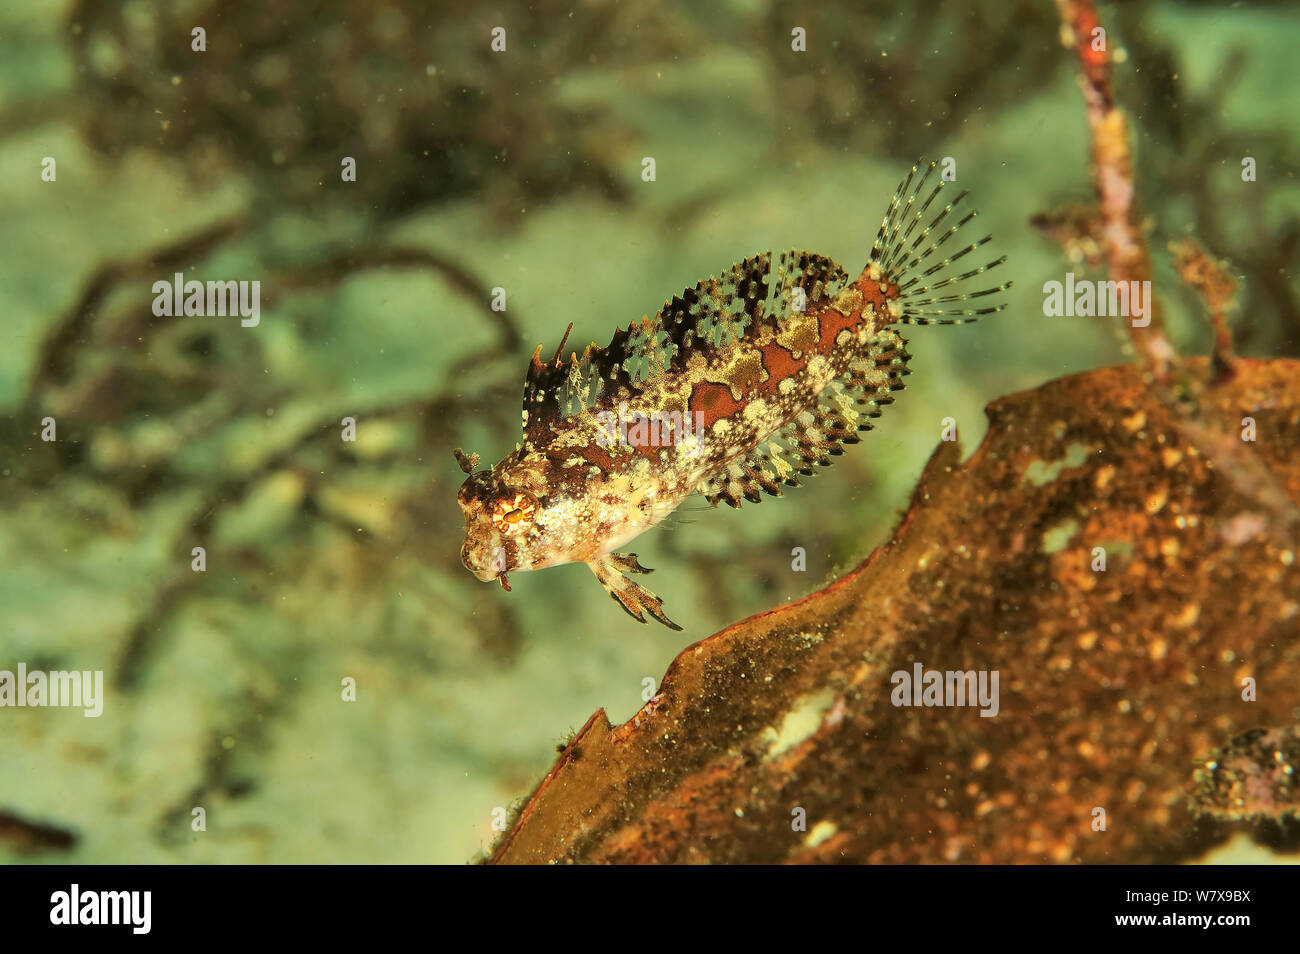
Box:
[455,159,1011,629]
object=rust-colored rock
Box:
[489,359,1300,864]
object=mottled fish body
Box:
[456,160,1011,629]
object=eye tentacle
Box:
[453,447,481,475]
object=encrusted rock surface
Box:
[491,359,1300,863]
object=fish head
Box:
[454,447,578,586]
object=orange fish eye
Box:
[490,494,536,535]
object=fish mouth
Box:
[462,540,511,589]
[470,565,512,591]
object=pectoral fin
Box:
[587,553,682,631]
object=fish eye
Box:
[490,493,537,535]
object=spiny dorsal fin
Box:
[522,321,615,443]
[521,252,850,444]
[654,251,849,359]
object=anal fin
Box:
[699,440,797,509]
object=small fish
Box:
[456,160,1010,629]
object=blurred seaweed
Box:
[762,0,1063,160]
[64,0,678,216]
